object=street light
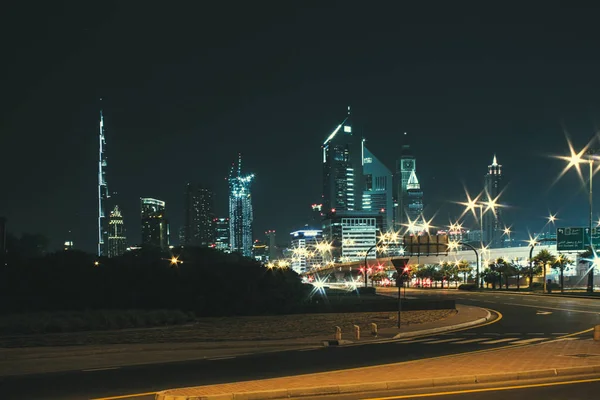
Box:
[459,190,502,287]
[448,240,480,288]
[528,236,539,291]
[503,226,512,247]
[558,142,598,292]
[363,230,399,288]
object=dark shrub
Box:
[458,283,478,291]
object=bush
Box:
[530,282,561,291]
[0,309,195,335]
[458,283,478,291]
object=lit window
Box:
[344,125,351,133]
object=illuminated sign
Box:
[364,157,372,164]
[344,125,352,133]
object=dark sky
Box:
[2,1,600,252]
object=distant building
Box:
[290,229,324,274]
[97,103,110,257]
[183,183,215,247]
[406,170,424,222]
[323,209,384,262]
[229,154,255,256]
[252,240,268,262]
[141,198,169,249]
[362,146,394,231]
[483,155,503,248]
[108,205,127,257]
[63,241,74,251]
[266,230,277,260]
[464,229,483,244]
[322,107,363,213]
[214,217,230,252]
[395,134,423,230]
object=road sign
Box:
[557,227,600,251]
[403,234,449,255]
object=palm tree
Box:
[496,258,518,290]
[532,249,556,292]
[553,254,573,293]
[512,258,524,291]
[456,260,472,283]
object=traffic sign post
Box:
[391,258,410,329]
[556,227,600,251]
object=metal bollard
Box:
[594,325,600,341]
[371,323,378,337]
[353,325,360,340]
[335,326,342,341]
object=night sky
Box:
[2,1,600,252]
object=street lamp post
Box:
[588,156,595,293]
[528,239,537,290]
[363,244,377,288]
[455,242,480,288]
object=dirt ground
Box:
[0,309,456,347]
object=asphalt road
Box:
[2,289,599,400]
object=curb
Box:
[154,364,600,400]
[393,308,492,339]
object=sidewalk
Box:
[0,305,487,376]
[155,337,600,400]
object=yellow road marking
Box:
[90,392,155,400]
[363,376,600,399]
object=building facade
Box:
[98,103,110,256]
[229,154,254,256]
[406,170,424,222]
[266,230,277,260]
[214,217,230,252]
[395,135,423,230]
[183,183,215,247]
[322,107,364,213]
[107,205,127,257]
[290,229,324,274]
[141,198,169,249]
[323,209,384,262]
[483,155,503,248]
[362,146,394,231]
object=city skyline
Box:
[2,3,600,252]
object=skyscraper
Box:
[214,217,230,252]
[183,183,215,247]
[141,198,169,249]
[229,154,254,256]
[406,170,424,222]
[107,205,127,257]
[266,230,277,260]
[98,101,110,256]
[362,145,394,231]
[483,155,503,248]
[322,107,364,213]
[395,134,423,229]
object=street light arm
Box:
[457,242,481,288]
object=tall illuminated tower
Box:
[98,100,110,256]
[107,205,127,257]
[483,155,503,248]
[322,106,363,213]
[228,154,254,256]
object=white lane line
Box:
[480,338,520,344]
[82,367,120,372]
[423,338,465,344]
[208,356,236,361]
[504,302,600,314]
[504,333,523,335]
[452,338,489,344]
[511,338,548,345]
[527,333,545,335]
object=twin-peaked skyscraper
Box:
[320,107,424,261]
